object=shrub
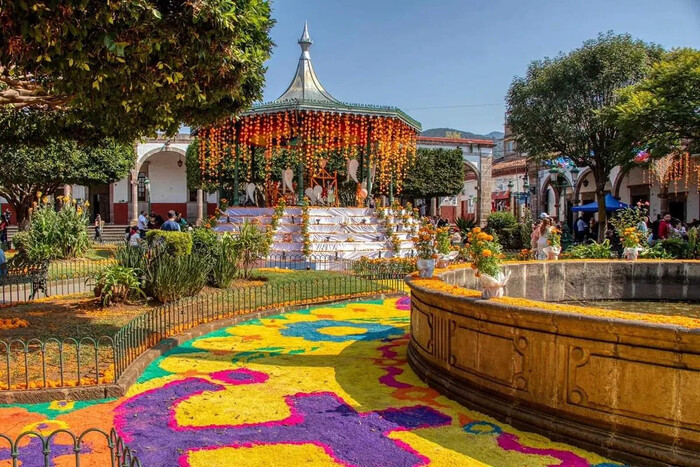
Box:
[351,257,417,278]
[24,199,90,260]
[192,227,219,258]
[565,240,613,259]
[659,237,692,259]
[486,211,518,231]
[146,230,193,256]
[145,252,211,303]
[115,244,148,273]
[92,265,146,307]
[235,220,270,278]
[435,227,451,255]
[211,234,240,288]
[639,243,673,259]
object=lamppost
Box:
[144,177,152,216]
[522,174,530,209]
[548,166,579,224]
[507,180,514,215]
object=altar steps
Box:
[216,207,416,260]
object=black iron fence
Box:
[1,259,407,392]
[0,428,142,466]
[0,259,115,304]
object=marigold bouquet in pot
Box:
[412,222,437,278]
[463,227,510,299]
[620,227,642,260]
[545,227,562,259]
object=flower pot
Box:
[417,258,435,278]
[479,270,511,299]
[623,247,640,261]
[546,245,561,260]
[436,251,458,269]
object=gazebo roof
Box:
[243,23,421,131]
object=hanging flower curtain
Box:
[198,110,417,194]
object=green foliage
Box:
[146,230,193,256]
[455,217,476,238]
[688,227,700,259]
[436,227,451,255]
[611,48,700,155]
[565,240,613,259]
[115,244,148,272]
[658,238,693,259]
[351,257,417,279]
[402,148,464,199]
[235,221,270,278]
[211,234,240,289]
[92,265,146,307]
[486,212,518,231]
[507,33,662,239]
[609,206,648,234]
[191,227,219,258]
[145,253,211,303]
[24,200,90,260]
[485,212,525,249]
[0,116,135,224]
[0,1,274,140]
[186,140,219,193]
[639,243,673,259]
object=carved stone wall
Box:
[407,261,700,466]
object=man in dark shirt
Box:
[161,210,181,231]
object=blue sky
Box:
[261,0,700,135]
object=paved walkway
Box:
[0,298,620,466]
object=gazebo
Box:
[197,23,421,206]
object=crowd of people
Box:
[573,212,698,247]
[125,210,191,247]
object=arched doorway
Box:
[460,161,481,223]
[136,147,190,221]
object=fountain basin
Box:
[406,260,700,466]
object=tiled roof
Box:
[493,158,526,175]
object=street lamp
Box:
[144,177,152,215]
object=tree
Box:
[0,111,135,225]
[402,148,464,200]
[611,48,700,155]
[0,0,274,141]
[507,33,662,240]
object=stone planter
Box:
[623,247,641,261]
[417,258,435,278]
[479,270,511,299]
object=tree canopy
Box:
[0,0,274,141]
[506,33,662,239]
[0,110,135,225]
[610,48,700,156]
[402,148,465,199]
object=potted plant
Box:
[413,223,437,278]
[621,227,642,260]
[546,228,562,260]
[435,227,456,268]
[464,227,510,298]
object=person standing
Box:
[534,217,553,260]
[0,217,7,247]
[2,209,11,225]
[137,211,149,238]
[161,210,181,231]
[658,213,672,240]
[94,214,104,243]
[575,216,587,244]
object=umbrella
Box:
[571,194,629,212]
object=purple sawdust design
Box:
[396,296,411,310]
[0,437,92,464]
[114,374,451,466]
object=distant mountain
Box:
[421,128,504,158]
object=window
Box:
[189,190,198,202]
[137,172,147,201]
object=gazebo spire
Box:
[274,22,338,104]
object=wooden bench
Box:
[0,259,50,299]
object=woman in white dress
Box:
[534,218,553,260]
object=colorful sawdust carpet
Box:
[0,297,622,466]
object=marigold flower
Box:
[482,249,492,257]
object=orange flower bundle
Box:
[197,110,417,193]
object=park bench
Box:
[0,259,50,299]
